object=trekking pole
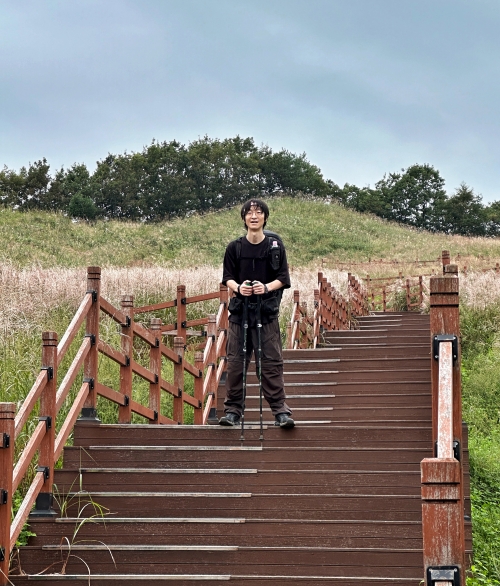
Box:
[256,295,264,442]
[240,296,249,442]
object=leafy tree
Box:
[260,149,329,196]
[141,140,194,220]
[0,165,26,208]
[68,192,98,221]
[340,183,391,217]
[19,159,51,210]
[440,183,487,236]
[485,200,500,236]
[375,164,447,231]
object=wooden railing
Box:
[421,263,466,584]
[286,271,368,349]
[0,267,229,580]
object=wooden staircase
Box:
[11,312,471,584]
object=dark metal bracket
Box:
[121,316,131,328]
[181,297,187,305]
[85,334,96,346]
[433,335,458,362]
[0,547,5,562]
[0,489,7,505]
[1,433,10,449]
[180,321,187,329]
[86,289,98,303]
[36,466,50,481]
[38,416,52,431]
[153,410,158,422]
[434,440,461,461]
[124,395,130,407]
[83,377,95,390]
[41,366,54,380]
[427,566,460,586]
[125,355,130,367]
[155,338,160,348]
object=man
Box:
[220,198,294,428]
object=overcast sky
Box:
[1,0,499,201]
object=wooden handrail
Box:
[12,421,46,493]
[56,292,93,366]
[10,471,45,551]
[1,266,234,581]
[54,381,90,460]
[55,336,92,412]
[14,370,48,440]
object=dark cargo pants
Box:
[224,319,291,417]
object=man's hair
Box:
[240,198,269,228]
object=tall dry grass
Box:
[0,262,348,336]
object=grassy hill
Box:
[2,198,500,268]
[2,199,500,582]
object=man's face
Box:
[245,205,265,230]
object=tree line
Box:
[1,136,499,236]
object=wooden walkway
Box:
[11,311,471,584]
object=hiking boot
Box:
[219,412,240,426]
[274,413,295,428]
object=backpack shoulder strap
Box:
[235,236,244,260]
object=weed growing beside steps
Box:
[460,277,500,584]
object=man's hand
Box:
[251,281,267,295]
[239,281,254,296]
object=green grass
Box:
[461,304,500,584]
[2,198,500,268]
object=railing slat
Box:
[129,399,156,421]
[185,292,220,304]
[56,337,91,412]
[14,370,48,440]
[202,393,213,424]
[97,339,128,367]
[96,382,127,406]
[202,364,214,396]
[132,360,156,384]
[100,297,128,325]
[54,382,89,461]
[10,471,45,551]
[133,299,176,314]
[12,421,46,493]
[57,293,93,366]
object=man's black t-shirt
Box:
[222,236,291,324]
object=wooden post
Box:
[31,332,58,517]
[442,249,450,272]
[176,285,187,345]
[0,403,15,585]
[119,295,134,424]
[206,315,218,422]
[430,265,462,449]
[382,287,387,312]
[419,275,423,306]
[313,289,320,345]
[194,352,204,425]
[81,267,101,421]
[173,337,184,424]
[425,263,465,582]
[149,318,162,424]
